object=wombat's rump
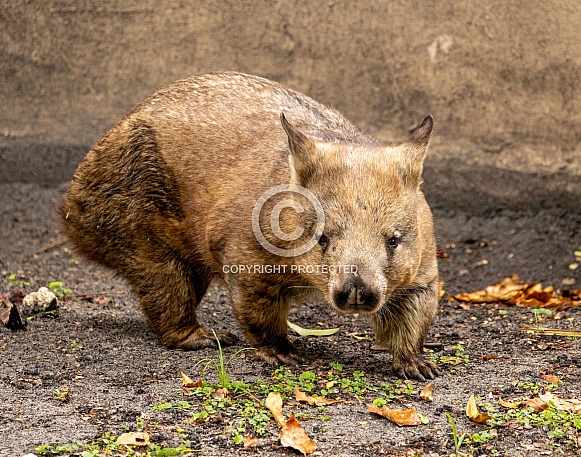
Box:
[60,72,439,380]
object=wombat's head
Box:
[280,114,434,314]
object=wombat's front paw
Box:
[255,344,307,366]
[176,327,239,350]
[392,354,440,381]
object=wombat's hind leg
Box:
[373,284,440,381]
[128,261,238,350]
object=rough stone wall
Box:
[1,1,580,184]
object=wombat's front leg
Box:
[372,282,440,381]
[227,279,304,365]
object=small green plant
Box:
[437,344,470,366]
[372,398,387,407]
[48,281,72,298]
[231,426,245,445]
[516,380,558,394]
[531,308,552,332]
[70,341,82,350]
[54,387,70,402]
[7,270,30,289]
[499,309,508,319]
[195,329,253,389]
[37,430,195,456]
[445,412,467,456]
[329,361,343,371]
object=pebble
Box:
[22,287,59,316]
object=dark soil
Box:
[1,180,580,457]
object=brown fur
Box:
[60,72,439,379]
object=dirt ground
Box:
[1,171,580,456]
[2,2,581,456]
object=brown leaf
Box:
[519,327,581,337]
[420,382,435,402]
[116,432,150,446]
[265,391,285,427]
[294,387,342,406]
[539,392,581,413]
[466,393,491,423]
[366,403,421,426]
[180,372,202,388]
[498,397,524,409]
[453,275,580,310]
[243,434,259,449]
[280,413,316,455]
[541,374,559,384]
[0,294,26,331]
[212,387,229,399]
[481,354,507,361]
[524,397,549,412]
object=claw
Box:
[177,328,239,350]
[393,354,440,380]
[255,345,306,366]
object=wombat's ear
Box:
[407,115,434,148]
[400,115,434,187]
[281,113,316,185]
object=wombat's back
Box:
[60,72,377,273]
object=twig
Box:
[26,237,68,258]
[519,327,581,337]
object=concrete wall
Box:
[1,1,580,189]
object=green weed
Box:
[7,270,30,289]
[195,329,254,389]
[445,412,467,457]
[531,308,552,332]
[48,281,72,298]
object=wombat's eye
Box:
[318,234,329,250]
[386,231,402,251]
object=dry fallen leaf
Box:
[212,387,229,399]
[519,327,581,337]
[453,275,581,310]
[524,397,549,412]
[541,374,559,384]
[420,382,435,402]
[0,293,26,330]
[116,432,150,446]
[181,372,202,388]
[243,434,259,449]
[294,387,342,406]
[287,320,340,336]
[265,391,286,427]
[539,392,581,413]
[466,393,491,423]
[280,413,316,455]
[366,403,421,426]
[498,397,525,408]
[346,332,374,341]
[500,392,581,414]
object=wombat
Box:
[60,72,440,380]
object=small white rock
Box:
[22,287,59,315]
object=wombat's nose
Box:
[333,275,380,312]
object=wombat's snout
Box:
[333,274,381,313]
